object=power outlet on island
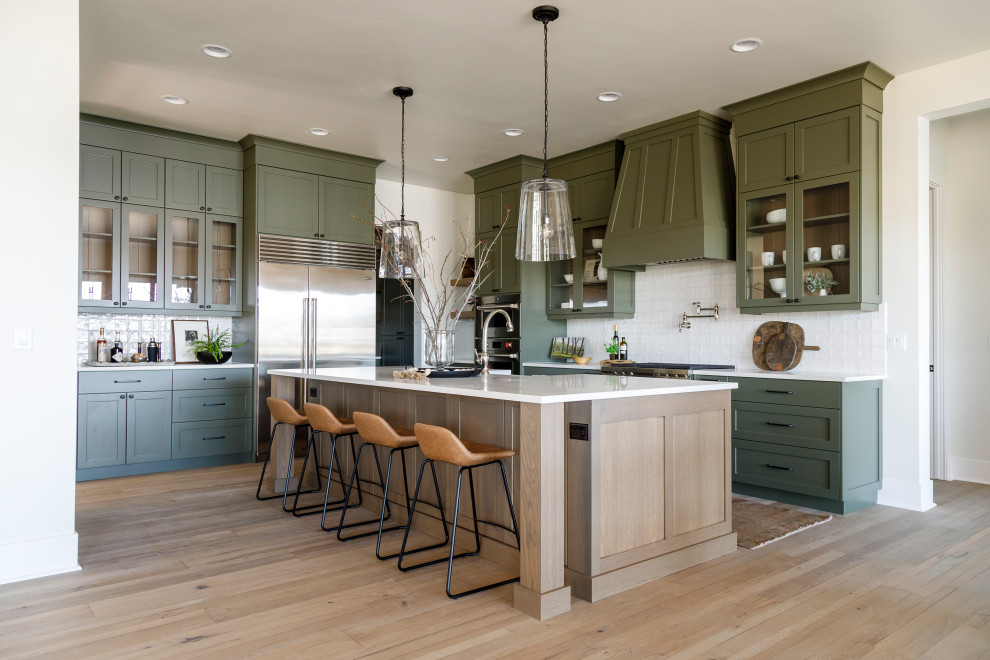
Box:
[569,423,589,441]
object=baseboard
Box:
[0,532,80,585]
[948,457,990,485]
[876,477,936,511]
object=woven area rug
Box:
[732,497,832,549]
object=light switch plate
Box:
[886,334,907,351]
[13,326,32,350]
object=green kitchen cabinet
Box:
[601,112,735,268]
[467,156,543,238]
[474,184,521,235]
[476,229,520,296]
[79,201,166,311]
[205,166,243,217]
[80,146,165,206]
[320,177,375,245]
[725,62,892,314]
[256,165,320,238]
[378,277,415,367]
[700,375,883,515]
[165,211,242,312]
[166,160,243,217]
[77,393,127,469]
[546,219,634,319]
[125,391,173,463]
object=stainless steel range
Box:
[600,362,735,379]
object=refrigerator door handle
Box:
[302,297,310,371]
[311,297,318,371]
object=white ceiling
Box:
[81,0,990,194]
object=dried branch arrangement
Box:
[360,199,508,366]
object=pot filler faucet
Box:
[478,309,515,374]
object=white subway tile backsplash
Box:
[567,261,886,376]
[77,313,234,365]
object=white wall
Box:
[568,261,886,374]
[0,1,80,583]
[374,180,475,362]
[879,47,990,511]
[930,110,990,484]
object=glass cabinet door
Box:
[79,200,121,307]
[793,173,859,306]
[737,184,792,308]
[119,204,165,309]
[165,210,206,310]
[205,215,242,311]
[578,223,608,311]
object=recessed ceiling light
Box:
[308,128,329,136]
[730,38,762,53]
[597,92,622,102]
[161,95,188,105]
[201,44,232,59]
[504,128,524,137]
[433,156,450,162]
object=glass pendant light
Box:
[516,5,575,262]
[379,86,422,279]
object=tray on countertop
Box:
[85,360,175,367]
[427,366,483,378]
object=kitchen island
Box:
[268,367,737,620]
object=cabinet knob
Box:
[492,224,499,229]
[199,304,205,309]
[120,394,125,399]
[206,305,211,309]
[207,207,212,211]
[785,298,793,303]
[122,196,128,201]
[128,394,134,399]
[314,233,319,237]
[573,217,581,222]
[200,207,206,211]
[793,298,801,303]
[793,175,801,180]
[121,301,127,306]
[114,301,120,306]
[319,233,325,238]
[114,195,120,200]
[785,176,793,182]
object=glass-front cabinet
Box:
[546,220,634,319]
[206,216,242,311]
[738,173,859,311]
[165,211,241,312]
[79,200,164,310]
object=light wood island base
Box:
[268,368,737,619]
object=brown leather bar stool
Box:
[398,422,520,599]
[257,397,319,512]
[296,403,362,523]
[336,412,449,561]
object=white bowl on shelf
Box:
[563,273,573,284]
[766,209,786,224]
[591,238,603,249]
[768,277,786,297]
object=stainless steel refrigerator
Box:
[255,237,377,451]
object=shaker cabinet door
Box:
[80,145,121,201]
[125,391,173,464]
[205,166,243,217]
[737,125,794,193]
[77,393,127,469]
[319,177,374,244]
[122,152,165,206]
[165,159,207,212]
[256,165,320,238]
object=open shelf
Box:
[449,310,476,320]
[82,231,113,238]
[746,222,787,234]
[82,269,112,274]
[448,278,472,287]
[747,263,786,272]
[802,257,850,268]
[172,240,200,247]
[803,212,850,228]
[128,235,158,244]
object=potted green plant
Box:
[190,327,248,364]
[603,336,620,360]
[804,272,839,296]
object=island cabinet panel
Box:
[666,410,727,538]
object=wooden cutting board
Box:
[765,322,798,371]
[753,322,820,371]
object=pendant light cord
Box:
[542,17,549,180]
[400,95,406,221]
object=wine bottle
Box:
[619,337,628,360]
[147,337,161,363]
[96,327,108,362]
[111,331,124,363]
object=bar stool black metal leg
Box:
[316,433,363,526]
[283,424,320,512]
[256,421,284,501]
[292,430,346,517]
[374,447,421,560]
[499,460,521,548]
[397,460,459,572]
[335,443,395,539]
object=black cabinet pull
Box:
[114,301,120,306]
[765,389,793,394]
[119,394,125,399]
[122,196,128,201]
[571,308,582,312]
[200,206,205,211]
[128,394,134,399]
[785,176,793,181]
[114,195,120,200]
[785,298,792,303]
[203,402,227,407]
[766,421,795,428]
[793,175,801,180]
[314,233,319,237]
[121,302,127,306]
[203,377,226,381]
[203,435,226,441]
[766,463,794,471]
[114,379,141,383]
[207,207,212,211]
[206,305,212,309]
[319,233,325,238]
[199,304,205,309]
[794,298,801,303]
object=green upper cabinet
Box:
[241,135,381,244]
[205,166,243,217]
[467,156,542,237]
[476,229,520,296]
[164,211,242,312]
[256,165,320,238]
[320,177,375,244]
[205,215,243,312]
[725,62,893,314]
[601,112,735,268]
[81,146,166,206]
[165,160,207,212]
[737,107,860,193]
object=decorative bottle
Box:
[96,327,108,362]
[110,331,124,363]
[619,337,628,360]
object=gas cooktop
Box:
[600,362,735,379]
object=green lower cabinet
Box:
[172,419,251,459]
[380,335,414,367]
[77,393,127,469]
[125,391,173,463]
[727,377,882,514]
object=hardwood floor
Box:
[2,465,989,659]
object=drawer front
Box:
[172,388,252,422]
[732,402,839,452]
[733,439,839,499]
[172,368,254,391]
[172,419,251,458]
[732,378,840,408]
[79,370,173,394]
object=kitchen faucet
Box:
[477,309,514,374]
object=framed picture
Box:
[172,320,209,363]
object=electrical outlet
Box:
[886,334,907,351]
[13,326,32,350]
[568,423,589,441]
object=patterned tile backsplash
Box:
[77,313,234,364]
[566,261,886,375]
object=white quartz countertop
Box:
[269,367,735,404]
[523,361,603,371]
[78,363,255,372]
[693,368,884,382]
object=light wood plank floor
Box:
[1,465,989,659]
